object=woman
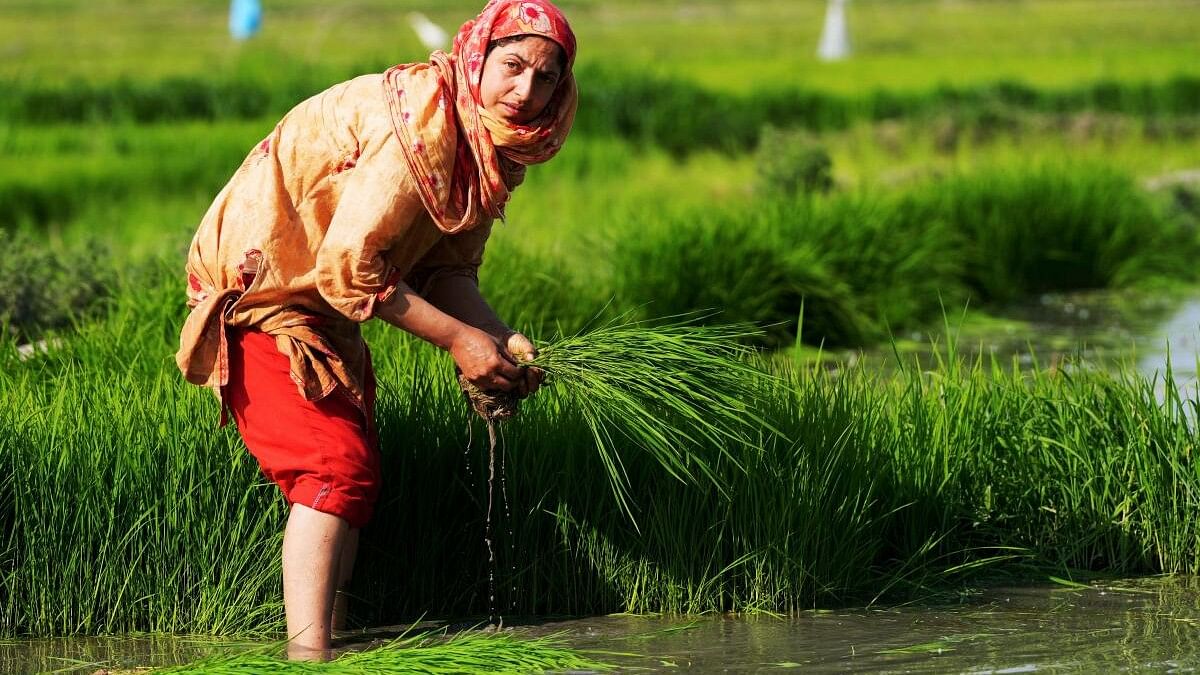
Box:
[176,0,576,659]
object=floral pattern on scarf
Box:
[384,0,577,233]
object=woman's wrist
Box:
[447,324,489,354]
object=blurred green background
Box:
[5,0,1198,89]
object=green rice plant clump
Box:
[530,320,770,516]
[756,126,835,196]
[154,631,611,674]
[0,229,115,341]
[910,164,1194,303]
[606,163,1195,349]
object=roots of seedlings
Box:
[458,374,520,421]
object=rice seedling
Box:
[911,164,1194,304]
[151,629,611,674]
[525,319,772,519]
[605,162,1192,349]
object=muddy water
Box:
[1138,297,1200,402]
[0,634,262,673]
[9,577,1200,672]
[848,288,1200,389]
[1015,290,1200,387]
[992,289,1200,405]
[532,576,1200,671]
[340,576,1200,670]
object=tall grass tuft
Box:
[531,320,770,518]
[607,164,1191,348]
[0,229,117,341]
[911,165,1192,303]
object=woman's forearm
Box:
[375,280,526,391]
[374,281,475,351]
[420,274,511,340]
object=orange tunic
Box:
[176,72,494,413]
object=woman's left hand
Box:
[505,332,544,398]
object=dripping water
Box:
[463,419,476,488]
[485,419,500,627]
[499,423,517,613]
[461,420,478,602]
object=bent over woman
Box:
[175,0,576,659]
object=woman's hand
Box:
[450,327,525,393]
[505,332,544,398]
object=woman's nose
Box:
[512,72,534,100]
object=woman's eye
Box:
[505,61,520,72]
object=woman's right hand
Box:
[449,327,525,392]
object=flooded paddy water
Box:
[9,577,1200,672]
[0,634,260,673]
[538,576,1200,671]
[842,287,1200,402]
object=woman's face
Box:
[479,36,564,125]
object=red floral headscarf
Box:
[384,0,578,233]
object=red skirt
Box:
[224,328,380,529]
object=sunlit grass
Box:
[532,320,769,518]
[5,260,1200,632]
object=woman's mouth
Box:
[501,102,526,118]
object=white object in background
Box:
[16,338,62,362]
[817,0,851,62]
[408,12,450,51]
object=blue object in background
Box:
[229,0,262,41]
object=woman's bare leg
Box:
[283,503,348,661]
[331,528,359,632]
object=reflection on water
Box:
[1138,298,1200,403]
[849,288,1200,391]
[534,576,1200,672]
[0,634,261,674]
[10,577,1200,673]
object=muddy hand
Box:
[505,332,544,398]
[450,327,524,392]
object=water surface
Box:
[846,288,1200,389]
[534,576,1200,672]
[9,577,1200,673]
